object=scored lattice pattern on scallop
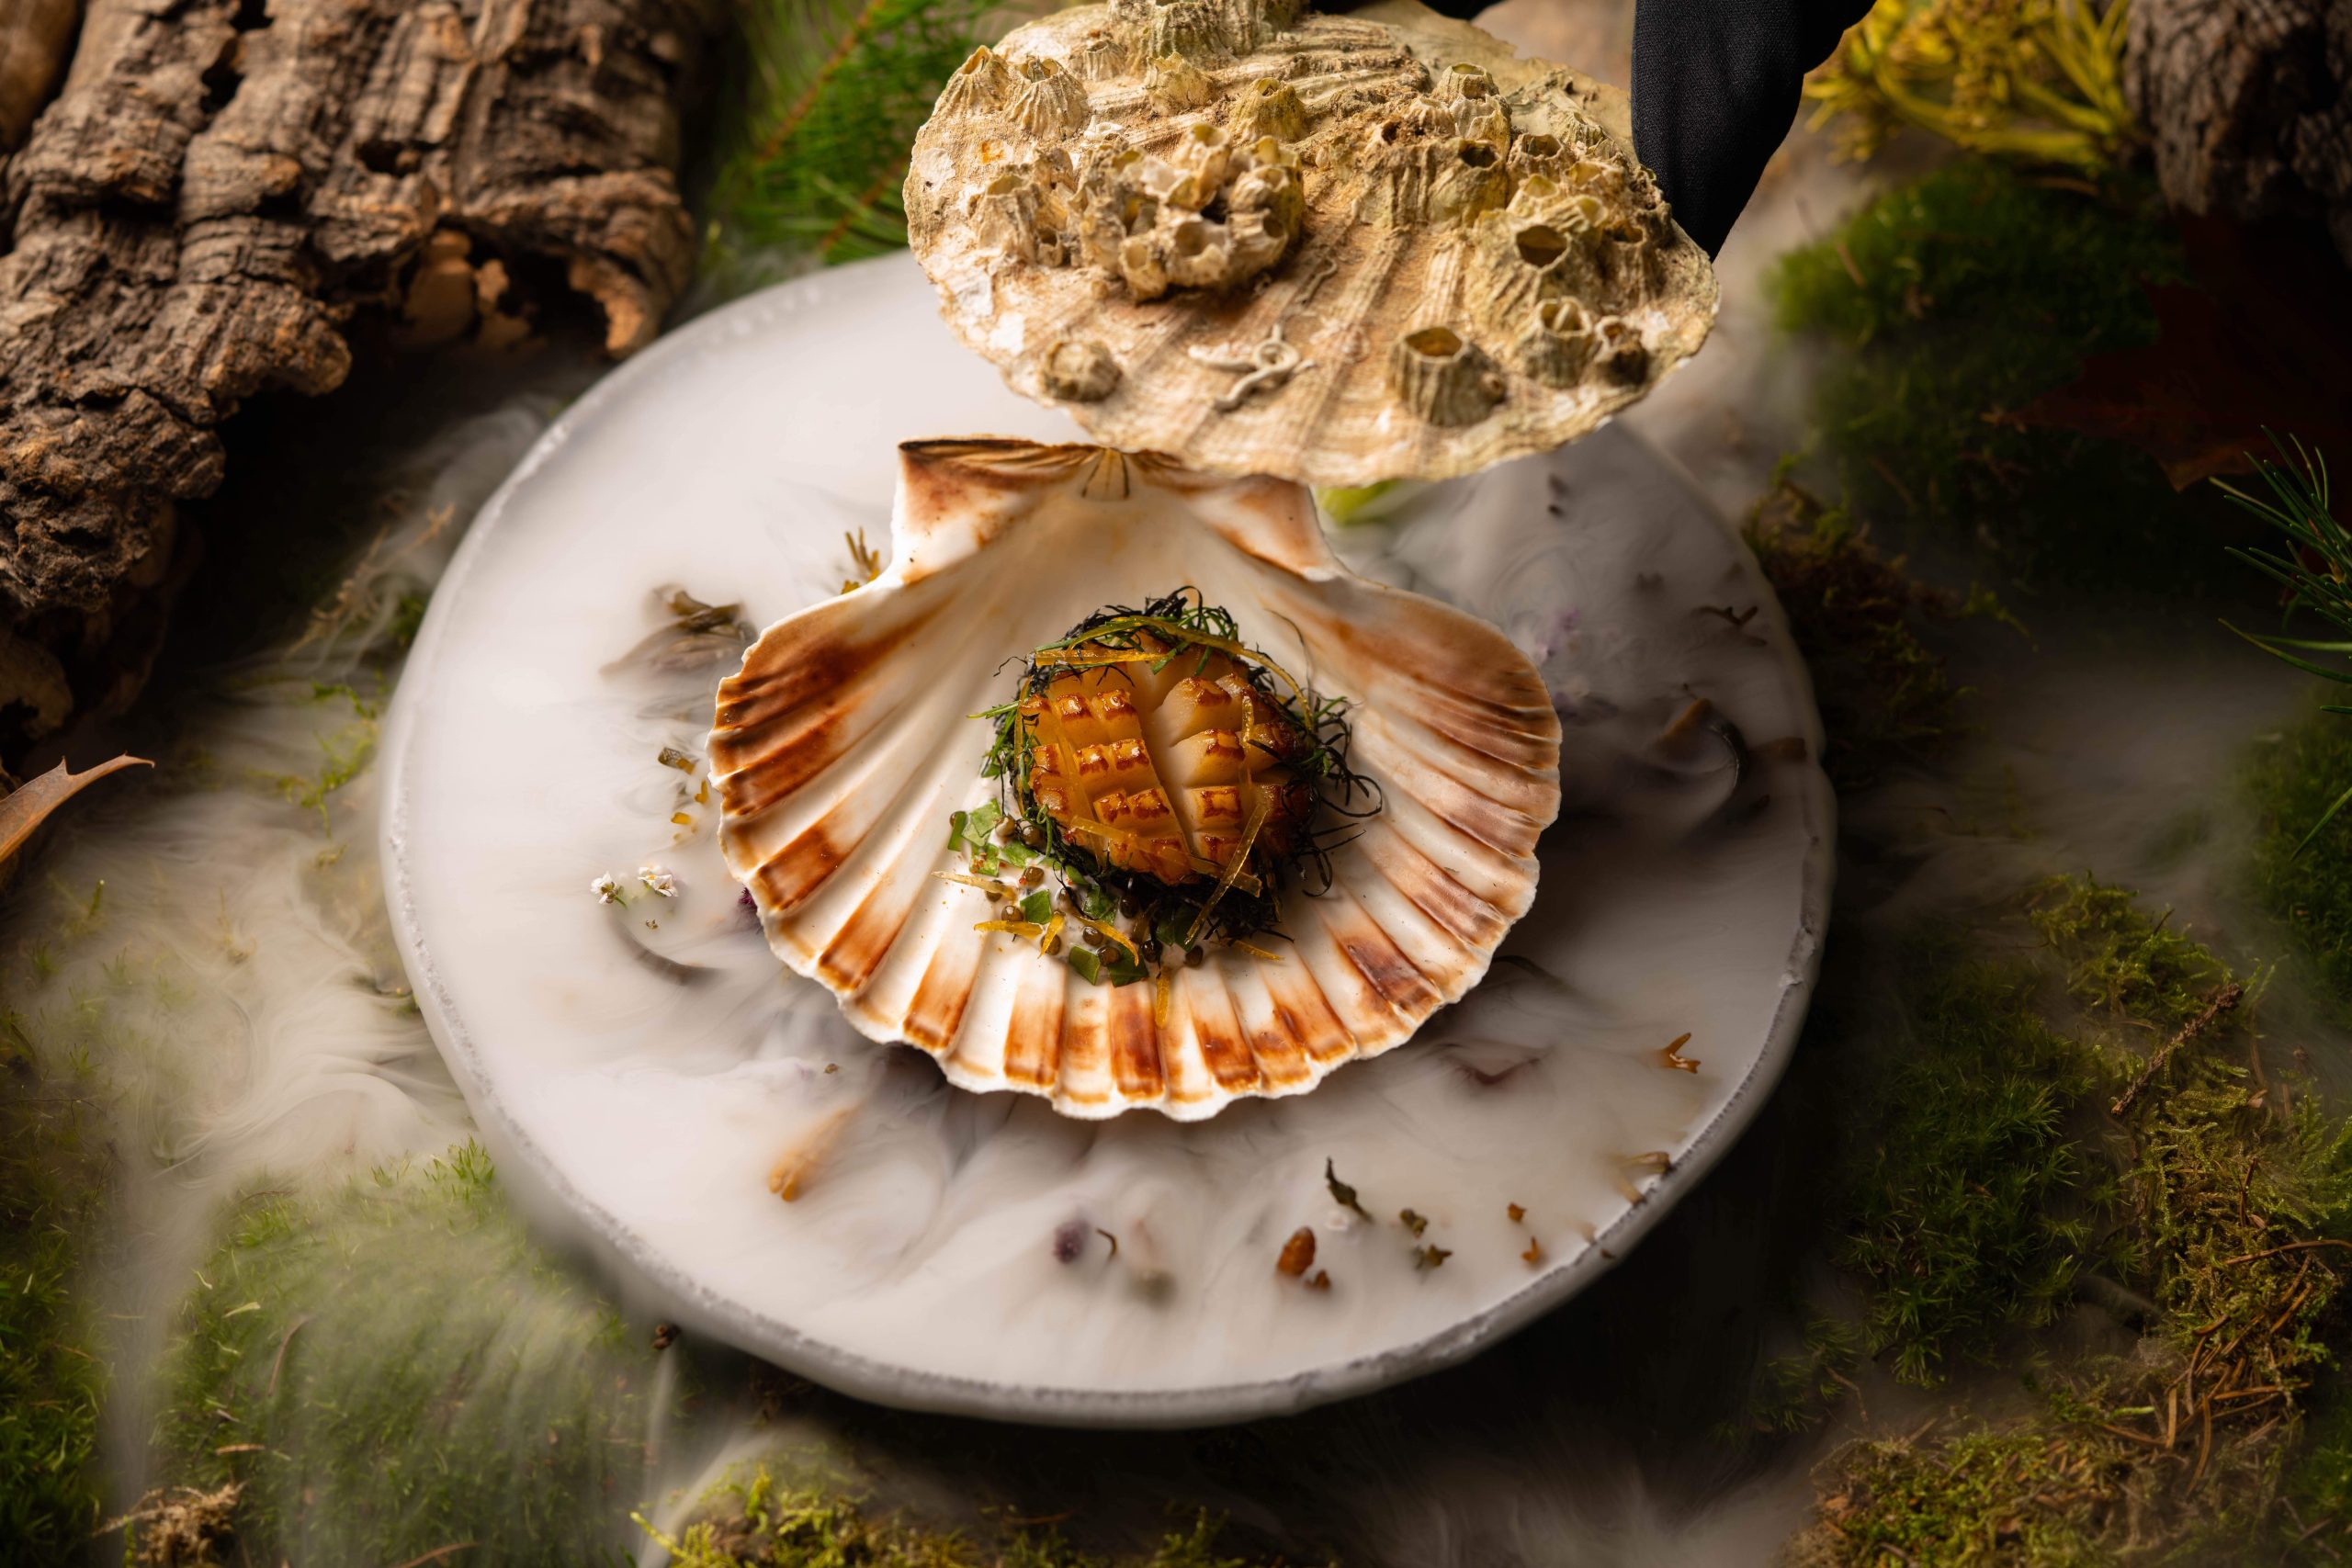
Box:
[1024,643,1314,885]
[707,442,1562,1120]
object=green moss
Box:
[1769,160,2218,595]
[1796,878,2352,1561]
[2288,1393,2352,1546]
[2248,706,2352,1005]
[2034,877,2352,1404]
[0,1012,111,1560]
[255,680,383,837]
[154,1145,668,1568]
[1725,1314,1864,1440]
[1745,476,1997,788]
[639,1463,1279,1568]
[388,591,430,650]
[1836,946,2107,1385]
[1792,1421,2132,1565]
[1790,1399,2285,1567]
[2028,874,2232,1033]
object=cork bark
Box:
[0,0,716,758]
[2129,0,2352,262]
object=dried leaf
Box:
[0,755,152,870]
[2009,216,2352,490]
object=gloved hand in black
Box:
[1403,0,1876,256]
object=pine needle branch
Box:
[2222,432,2350,853]
[715,0,995,269]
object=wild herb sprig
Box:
[1804,0,2137,172]
[957,590,1380,987]
[2222,435,2349,851]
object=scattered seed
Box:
[1507,1202,1526,1224]
[1277,1226,1317,1277]
[1399,1208,1429,1237]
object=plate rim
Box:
[380,255,1838,1428]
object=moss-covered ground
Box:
[149,1145,665,1567]
[1754,151,2352,1540]
[641,1465,1284,1568]
[1772,874,2352,1562]
[1768,159,2248,597]
[2248,705,2352,1006]
[0,1009,111,1562]
[1745,477,1996,790]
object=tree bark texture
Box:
[2129,0,2352,263]
[0,0,81,151]
[0,0,717,759]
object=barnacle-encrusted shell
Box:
[707,440,1561,1122]
[903,0,1715,486]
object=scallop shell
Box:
[707,440,1561,1121]
[903,0,1716,487]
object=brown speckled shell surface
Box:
[707,440,1562,1120]
[903,0,1717,486]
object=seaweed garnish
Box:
[962,588,1382,987]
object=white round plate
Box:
[383,254,1833,1427]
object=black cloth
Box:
[1627,0,1871,254]
[1405,0,1874,255]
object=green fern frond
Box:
[717,0,995,269]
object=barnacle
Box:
[903,0,1717,484]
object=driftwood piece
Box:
[0,0,718,759]
[2128,0,2352,263]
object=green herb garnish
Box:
[959,589,1380,987]
[1325,1159,1371,1221]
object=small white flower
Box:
[639,864,679,898]
[592,873,626,906]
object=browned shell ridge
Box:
[709,439,1561,1120]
